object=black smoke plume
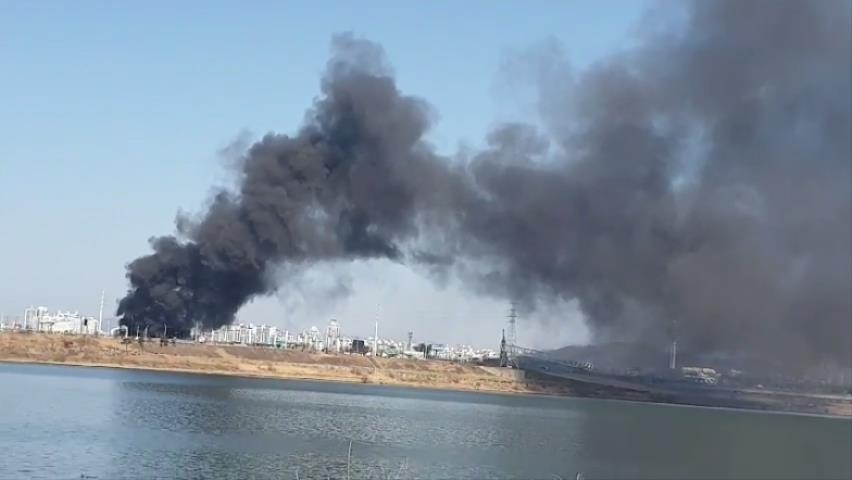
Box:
[119,1,851,371]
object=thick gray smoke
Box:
[119,1,851,371]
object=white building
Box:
[207,323,281,346]
[23,306,98,334]
[0,313,23,330]
[325,319,341,352]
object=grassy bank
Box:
[2,332,848,417]
[0,332,550,395]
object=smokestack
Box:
[374,318,379,357]
[98,290,104,335]
[669,340,678,370]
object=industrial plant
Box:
[4,295,850,393]
[1,297,500,364]
[0,293,108,336]
[195,318,499,362]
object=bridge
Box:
[508,343,736,396]
[497,306,660,393]
[507,343,592,370]
[507,343,666,393]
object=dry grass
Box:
[0,332,524,394]
[5,332,846,417]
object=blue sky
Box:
[0,1,646,346]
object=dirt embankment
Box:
[0,332,537,394]
[0,333,658,403]
[2,332,848,417]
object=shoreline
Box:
[0,356,534,397]
[4,358,851,420]
[1,333,850,418]
[0,333,543,396]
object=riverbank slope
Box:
[1,332,848,417]
[0,332,638,397]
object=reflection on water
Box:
[1,363,849,479]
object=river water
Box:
[1,363,849,480]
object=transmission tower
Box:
[507,302,518,355]
[499,329,509,367]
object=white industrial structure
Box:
[22,306,99,334]
[325,319,341,353]
[206,323,282,346]
[0,313,23,330]
[195,316,498,361]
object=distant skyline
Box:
[1,1,647,349]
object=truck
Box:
[681,366,720,385]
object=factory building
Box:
[22,306,99,334]
[205,323,281,346]
[325,319,341,353]
[197,317,497,362]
